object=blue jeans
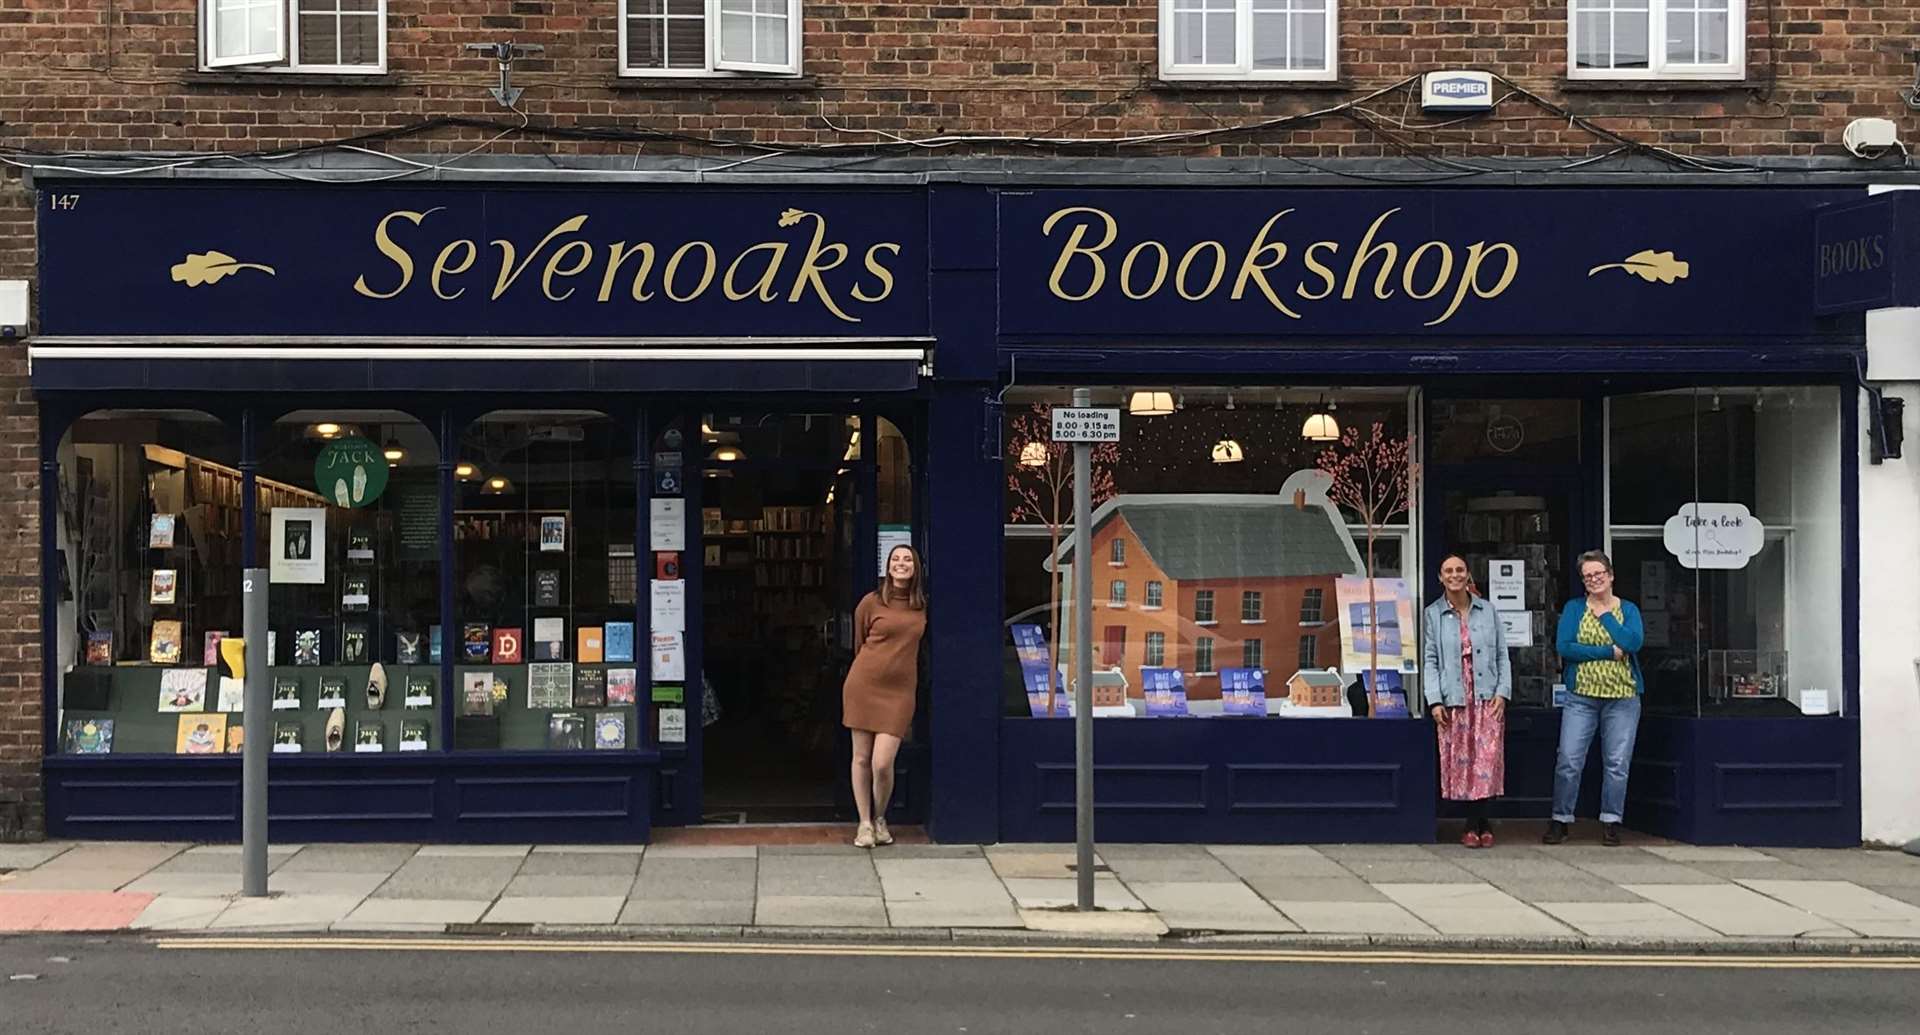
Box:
[1552,692,1641,825]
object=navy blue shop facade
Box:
[30,179,1867,846]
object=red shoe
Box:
[1479,828,1495,848]
[1461,830,1483,848]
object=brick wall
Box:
[0,1,1914,838]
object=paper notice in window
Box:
[649,499,686,551]
[1488,559,1526,612]
[1497,610,1534,647]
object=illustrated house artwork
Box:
[1284,669,1348,708]
[1050,471,1363,701]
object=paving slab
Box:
[1448,854,1594,882]
[1205,845,1351,880]
[210,893,365,931]
[1534,901,1720,939]
[1128,881,1300,932]
[1739,880,1920,938]
[1102,855,1242,884]
[1270,900,1436,935]
[129,895,231,931]
[502,874,638,899]
[983,848,1104,880]
[1750,855,1920,887]
[371,857,522,900]
[1000,876,1145,911]
[275,844,418,873]
[873,845,984,859]
[1867,885,1920,908]
[1675,861,1826,882]
[758,844,874,857]
[1624,883,1855,938]
[1019,908,1168,938]
[1317,844,1443,862]
[1492,878,1650,904]
[1374,883,1574,937]
[1093,843,1215,860]
[631,857,757,900]
[756,854,881,897]
[0,890,156,931]
[485,896,625,925]
[875,858,1000,884]
[1643,846,1775,863]
[0,844,74,871]
[122,873,243,897]
[2,843,188,891]
[336,898,489,931]
[516,852,643,877]
[639,845,757,859]
[530,844,650,854]
[884,895,1022,928]
[755,895,889,927]
[1243,874,1389,903]
[618,898,756,925]
[1336,859,1484,884]
[1565,860,1728,885]
[415,845,531,859]
[267,871,391,898]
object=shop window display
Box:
[1607,387,1842,717]
[257,411,441,753]
[453,411,639,752]
[56,411,242,754]
[1002,387,1417,718]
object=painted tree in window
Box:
[1317,422,1416,699]
[1007,403,1118,716]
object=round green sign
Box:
[315,436,390,508]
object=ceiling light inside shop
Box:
[1128,391,1175,417]
[711,445,746,463]
[314,422,342,438]
[484,476,511,493]
[1211,438,1245,464]
[383,438,406,464]
[455,462,479,480]
[1019,442,1049,467]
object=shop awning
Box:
[25,337,933,393]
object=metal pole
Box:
[1072,387,1095,911]
[241,567,269,897]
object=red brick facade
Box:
[0,1,1913,837]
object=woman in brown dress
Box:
[843,544,928,849]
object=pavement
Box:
[5,833,1920,949]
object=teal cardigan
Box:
[1554,598,1646,696]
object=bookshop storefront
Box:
[30,182,932,841]
[939,186,1867,847]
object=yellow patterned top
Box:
[1574,607,1636,699]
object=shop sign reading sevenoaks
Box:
[1038,206,1520,327]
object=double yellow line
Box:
[153,937,1920,970]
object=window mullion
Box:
[1237,0,1254,75]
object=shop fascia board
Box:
[26,335,933,362]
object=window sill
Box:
[1195,621,1218,627]
[1560,79,1760,94]
[1141,605,1163,612]
[1106,603,1127,610]
[1151,78,1351,93]
[187,71,397,88]
[608,75,817,92]
[1242,619,1266,626]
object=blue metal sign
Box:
[1813,191,1920,314]
[36,185,929,338]
[998,188,1857,340]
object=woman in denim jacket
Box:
[1545,549,1645,848]
[1421,553,1512,848]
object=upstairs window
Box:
[1160,0,1338,82]
[621,0,802,77]
[1569,0,1744,79]
[203,0,386,73]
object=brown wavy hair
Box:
[877,544,927,610]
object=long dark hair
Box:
[877,544,927,610]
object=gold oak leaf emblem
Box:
[777,208,811,227]
[170,251,277,287]
[1587,249,1690,284]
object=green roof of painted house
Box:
[1289,670,1346,689]
[1069,502,1354,581]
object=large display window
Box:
[1607,387,1843,717]
[1001,387,1418,720]
[452,410,640,753]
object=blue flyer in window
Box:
[1140,667,1190,718]
[1012,624,1070,717]
[1364,669,1411,719]
[1217,667,1266,717]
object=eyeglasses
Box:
[1581,570,1611,582]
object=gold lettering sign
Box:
[350,207,903,323]
[1041,206,1521,327]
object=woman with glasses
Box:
[1546,550,1646,847]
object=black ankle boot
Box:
[1603,822,1623,847]
[1542,820,1569,845]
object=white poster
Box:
[878,525,914,576]
[270,507,327,584]
[1640,561,1669,609]
[1497,610,1534,647]
[658,707,687,745]
[1487,559,1526,612]
[651,631,686,681]
[650,579,686,632]
[1663,502,1766,570]
[649,498,686,551]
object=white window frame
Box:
[1158,0,1339,83]
[1195,636,1216,675]
[1144,580,1164,610]
[619,0,803,79]
[1299,587,1325,625]
[1145,632,1166,667]
[1241,590,1264,623]
[201,0,388,75]
[1110,539,1127,566]
[1567,0,1745,81]
[1243,637,1263,670]
[1297,633,1318,669]
[1193,589,1216,625]
[1108,580,1128,608]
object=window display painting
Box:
[149,568,177,604]
[176,713,226,754]
[1336,577,1417,674]
[148,513,177,549]
[1140,667,1190,718]
[540,515,566,552]
[1218,667,1267,717]
[65,718,114,754]
[149,619,184,664]
[158,668,208,712]
[270,507,327,584]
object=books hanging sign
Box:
[1662,502,1766,570]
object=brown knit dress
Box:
[841,590,926,738]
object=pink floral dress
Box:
[1437,604,1505,801]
